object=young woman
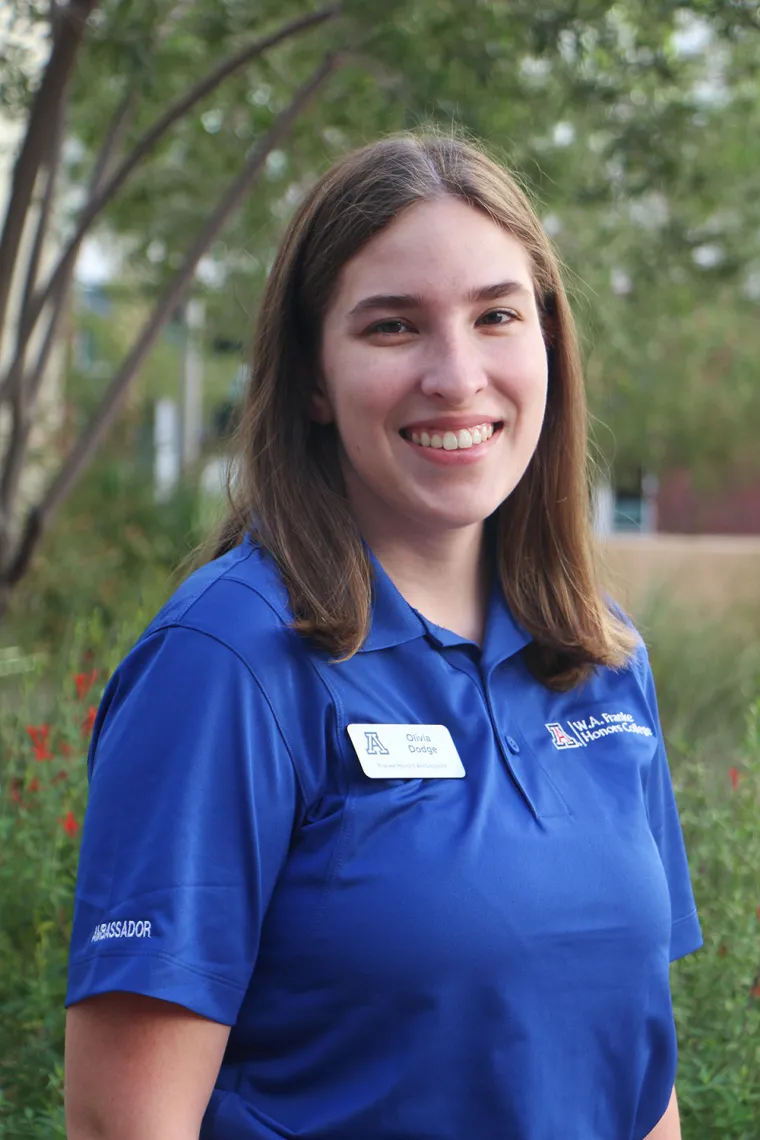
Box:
[65,133,701,1140]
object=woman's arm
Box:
[65,992,230,1140]
[645,1087,681,1140]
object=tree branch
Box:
[0,90,135,546]
[0,399,33,540]
[89,87,139,195]
[0,263,74,537]
[28,266,73,412]
[17,91,67,342]
[0,0,98,365]
[0,87,137,415]
[2,3,341,397]
[1,52,342,588]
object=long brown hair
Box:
[215,131,636,689]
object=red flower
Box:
[717,943,728,958]
[9,777,23,804]
[51,769,68,786]
[752,983,760,1001]
[73,669,98,701]
[729,767,741,791]
[82,706,97,737]
[28,777,41,793]
[60,741,73,758]
[26,724,53,762]
[60,811,80,838]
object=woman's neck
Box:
[367,524,490,646]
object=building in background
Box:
[656,470,760,535]
[596,469,760,537]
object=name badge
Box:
[347,724,465,779]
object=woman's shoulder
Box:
[138,538,305,678]
[98,539,333,797]
[584,598,656,711]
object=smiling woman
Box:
[215,135,639,673]
[64,133,700,1140]
[315,200,548,542]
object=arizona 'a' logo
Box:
[364,730,390,756]
[545,722,582,750]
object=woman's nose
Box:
[418,331,486,404]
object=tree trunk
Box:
[0,3,341,402]
[0,53,342,609]
[0,0,99,364]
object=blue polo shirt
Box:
[67,537,702,1140]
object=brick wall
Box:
[657,470,760,535]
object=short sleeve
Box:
[66,625,301,1024]
[636,646,703,962]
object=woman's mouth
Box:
[400,422,503,451]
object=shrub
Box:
[671,698,760,1138]
[3,432,205,654]
[638,596,760,764]
[0,616,143,1136]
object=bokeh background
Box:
[1,1,759,1135]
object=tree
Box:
[60,0,760,478]
[0,0,342,616]
[0,0,758,619]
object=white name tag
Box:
[347,724,465,779]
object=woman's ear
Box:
[540,291,558,349]
[309,374,334,424]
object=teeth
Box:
[407,423,495,450]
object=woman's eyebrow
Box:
[347,280,531,318]
[470,280,532,303]
[347,292,421,317]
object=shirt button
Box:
[505,736,521,754]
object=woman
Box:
[65,133,701,1140]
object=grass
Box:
[636,594,760,772]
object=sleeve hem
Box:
[66,949,246,1025]
[670,909,703,962]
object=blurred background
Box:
[0,1,759,1135]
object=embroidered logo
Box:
[546,710,654,749]
[91,919,153,942]
[364,730,390,756]
[545,722,582,749]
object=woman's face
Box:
[317,196,549,545]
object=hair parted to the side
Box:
[214,129,637,690]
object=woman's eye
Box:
[478,309,518,326]
[366,319,411,336]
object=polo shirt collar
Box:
[359,550,428,652]
[481,577,533,669]
[415,576,532,667]
[360,548,532,664]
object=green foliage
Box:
[640,597,760,762]
[0,3,50,115]
[4,415,205,652]
[44,0,760,485]
[0,616,146,1138]
[672,699,760,1138]
[71,298,243,419]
